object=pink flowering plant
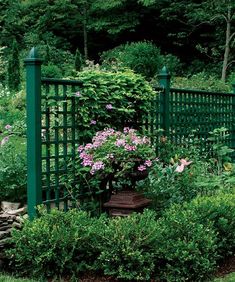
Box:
[77,127,156,191]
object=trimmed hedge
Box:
[7,208,218,281]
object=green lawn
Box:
[1,272,235,282]
[214,272,235,282]
[0,275,36,282]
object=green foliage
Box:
[7,40,21,92]
[155,207,218,281]
[0,275,37,282]
[0,46,7,85]
[138,128,235,213]
[0,135,27,202]
[7,207,219,281]
[74,48,83,71]
[97,210,157,280]
[71,69,156,142]
[7,209,106,278]
[101,41,163,78]
[101,42,183,79]
[172,72,231,92]
[214,272,235,282]
[0,90,26,134]
[41,64,63,78]
[162,53,183,76]
[182,193,235,257]
[39,45,75,77]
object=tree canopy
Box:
[0,0,234,81]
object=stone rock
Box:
[0,230,11,240]
[1,201,21,212]
[6,206,27,216]
[0,201,27,266]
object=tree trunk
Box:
[83,6,88,61]
[221,7,231,82]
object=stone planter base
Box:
[103,190,151,217]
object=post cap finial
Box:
[24,47,43,65]
[158,66,171,79]
[28,47,39,59]
[160,66,169,75]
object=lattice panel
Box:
[41,79,83,210]
[169,88,235,154]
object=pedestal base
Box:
[103,190,151,217]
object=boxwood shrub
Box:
[155,207,218,281]
[7,208,219,281]
[181,192,235,257]
[7,209,106,278]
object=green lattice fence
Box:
[25,48,235,219]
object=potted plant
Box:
[77,128,156,215]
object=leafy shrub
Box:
[7,208,219,281]
[101,42,183,79]
[7,209,106,278]
[97,210,158,280]
[71,69,156,142]
[162,53,183,76]
[183,193,235,257]
[41,64,63,78]
[228,71,235,86]
[0,90,26,134]
[100,41,163,79]
[172,72,231,92]
[97,209,217,281]
[138,128,235,213]
[139,159,211,213]
[0,136,27,202]
[155,207,218,282]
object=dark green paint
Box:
[158,66,171,137]
[25,48,43,219]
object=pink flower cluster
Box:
[79,149,105,174]
[115,139,126,147]
[137,160,152,171]
[124,127,150,145]
[106,104,113,110]
[77,128,153,176]
[124,144,137,151]
[79,151,93,167]
[175,159,192,173]
[90,161,105,175]
[92,128,116,148]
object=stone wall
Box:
[0,202,27,267]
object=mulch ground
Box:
[73,256,235,281]
[214,255,235,278]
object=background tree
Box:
[7,39,20,91]
[139,0,235,81]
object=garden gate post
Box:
[158,66,171,137]
[25,48,43,219]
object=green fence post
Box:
[158,66,171,137]
[25,48,43,219]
